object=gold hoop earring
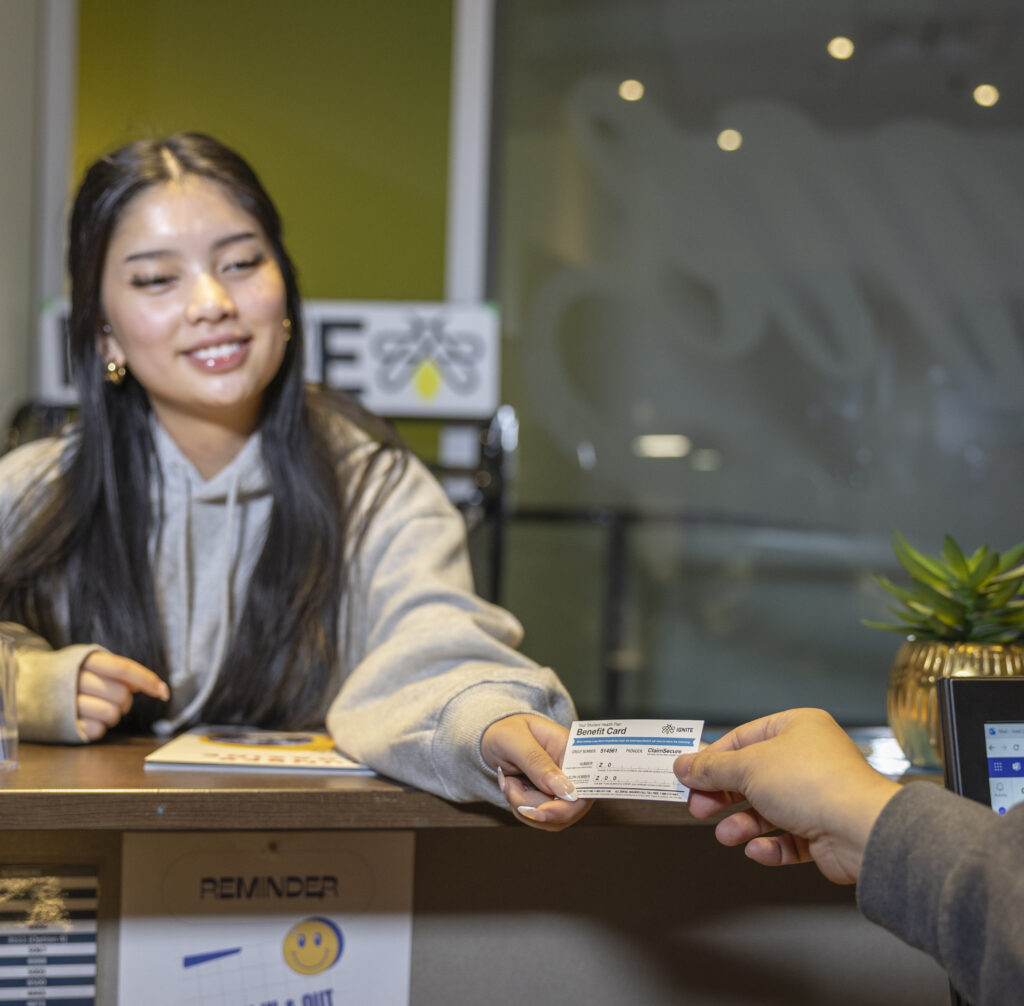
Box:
[104,359,127,386]
[282,317,292,342]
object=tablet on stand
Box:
[937,676,1024,1006]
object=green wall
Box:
[75,0,452,300]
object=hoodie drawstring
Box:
[152,465,244,735]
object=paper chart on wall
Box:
[0,866,98,1004]
[118,831,413,1006]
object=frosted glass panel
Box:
[494,0,1024,722]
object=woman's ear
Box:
[96,322,123,365]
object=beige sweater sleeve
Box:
[1,621,99,743]
[0,436,98,744]
[325,451,576,806]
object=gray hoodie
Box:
[0,412,575,805]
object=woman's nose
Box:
[185,271,236,324]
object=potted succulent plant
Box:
[865,532,1024,767]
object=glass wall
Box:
[494,0,1024,723]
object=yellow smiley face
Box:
[282,916,343,975]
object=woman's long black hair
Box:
[0,132,404,730]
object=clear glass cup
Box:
[0,634,18,769]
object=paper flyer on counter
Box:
[118,831,413,1006]
[144,726,373,773]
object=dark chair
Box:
[2,401,79,455]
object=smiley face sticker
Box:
[282,916,344,975]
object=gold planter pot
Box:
[887,639,1024,768]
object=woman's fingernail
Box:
[555,778,579,802]
[517,806,542,820]
[497,766,508,794]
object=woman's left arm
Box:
[325,450,588,827]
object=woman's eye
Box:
[223,252,265,273]
[130,274,176,289]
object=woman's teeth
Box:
[191,342,243,360]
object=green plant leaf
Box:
[966,624,1021,644]
[883,604,926,624]
[973,607,1024,628]
[968,544,990,572]
[901,576,966,620]
[861,619,917,634]
[967,551,1000,590]
[995,541,1024,574]
[990,563,1024,585]
[873,575,927,606]
[924,614,962,639]
[892,533,954,591]
[981,576,1024,610]
[942,535,970,579]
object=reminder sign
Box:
[118,832,413,1006]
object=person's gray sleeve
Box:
[857,781,1024,1006]
[325,452,576,806]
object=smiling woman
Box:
[0,133,589,831]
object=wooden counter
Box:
[0,737,701,831]
[0,738,950,1005]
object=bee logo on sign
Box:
[304,300,500,419]
[373,315,485,402]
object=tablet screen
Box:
[985,721,1024,815]
[937,677,1024,811]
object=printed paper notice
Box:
[561,719,704,802]
[119,831,413,1006]
[0,866,99,1004]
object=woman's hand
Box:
[76,651,170,741]
[481,713,591,831]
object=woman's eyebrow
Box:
[212,231,259,251]
[123,248,175,263]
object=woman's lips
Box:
[183,338,251,371]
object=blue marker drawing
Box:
[183,947,242,968]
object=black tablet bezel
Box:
[937,676,1024,809]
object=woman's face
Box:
[99,175,289,437]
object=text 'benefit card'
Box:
[561,719,704,802]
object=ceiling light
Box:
[973,84,1000,108]
[632,434,692,459]
[716,129,743,152]
[827,36,855,60]
[618,79,645,102]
